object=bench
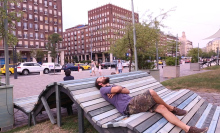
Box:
[14,83,74,127]
[54,71,220,133]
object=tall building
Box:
[179,32,193,56]
[63,4,139,63]
[206,38,220,53]
[0,0,64,65]
[63,25,90,62]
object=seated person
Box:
[63,69,74,81]
[95,77,208,133]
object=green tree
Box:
[166,40,180,56]
[0,0,22,46]
[187,48,203,63]
[30,49,48,63]
[46,33,62,73]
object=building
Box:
[178,32,193,56]
[206,38,220,53]
[63,4,139,63]
[0,0,64,65]
[63,25,90,62]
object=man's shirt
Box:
[100,85,132,115]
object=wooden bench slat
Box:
[97,113,121,127]
[89,105,115,117]
[84,101,110,113]
[144,94,199,133]
[92,109,119,122]
[195,103,213,128]
[202,105,217,128]
[134,91,194,133]
[159,97,205,133]
[185,101,209,127]
[129,84,162,97]
[81,98,106,108]
[209,106,220,133]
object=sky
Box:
[62,0,220,48]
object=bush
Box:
[165,57,179,66]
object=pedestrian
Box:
[98,63,102,76]
[117,60,123,73]
[90,60,96,76]
[63,69,74,81]
[95,77,208,133]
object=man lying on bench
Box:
[95,77,208,133]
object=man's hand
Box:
[107,93,115,98]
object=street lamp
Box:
[131,0,138,71]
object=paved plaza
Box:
[1,63,220,128]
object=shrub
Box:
[165,57,179,66]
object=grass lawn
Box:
[161,66,220,91]
[4,115,98,133]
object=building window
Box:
[29,23,33,28]
[35,24,38,30]
[30,33,33,38]
[49,2,52,6]
[29,5,32,10]
[24,32,28,39]
[40,33,44,38]
[23,22,28,30]
[29,14,32,19]
[35,33,39,39]
[54,5,57,9]
[17,22,21,27]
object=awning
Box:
[204,29,220,40]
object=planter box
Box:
[190,63,200,71]
[150,69,160,82]
[163,66,180,78]
[0,84,14,131]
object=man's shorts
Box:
[127,90,158,115]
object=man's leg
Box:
[155,104,190,132]
[149,89,174,111]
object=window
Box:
[40,33,44,38]
[40,16,43,21]
[35,24,38,30]
[17,22,21,27]
[34,0,38,4]
[29,23,33,28]
[29,5,32,10]
[44,1,48,6]
[54,5,57,9]
[23,4,27,11]
[29,14,32,19]
[49,2,52,6]
[45,17,48,23]
[35,33,38,39]
[30,33,33,38]
[18,31,22,38]
[54,27,57,33]
[23,23,28,29]
[44,9,48,15]
[34,6,38,13]
[24,32,28,39]
[40,24,43,29]
[34,15,38,22]
[58,12,61,16]
[49,10,52,14]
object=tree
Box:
[9,51,23,63]
[30,49,48,63]
[187,48,203,63]
[166,40,180,56]
[0,0,22,46]
[46,33,62,74]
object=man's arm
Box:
[111,86,130,94]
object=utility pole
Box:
[155,18,159,69]
[198,43,199,63]
[90,28,93,61]
[13,46,17,79]
[175,34,178,66]
[3,0,10,85]
[217,47,219,66]
[131,0,138,71]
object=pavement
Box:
[1,63,220,128]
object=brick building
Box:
[0,0,64,65]
[63,4,139,63]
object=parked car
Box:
[17,62,49,75]
[122,61,135,67]
[74,63,91,70]
[62,63,84,71]
[158,60,163,65]
[42,63,62,72]
[185,59,191,63]
[1,64,14,75]
[101,62,117,69]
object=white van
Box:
[42,63,62,72]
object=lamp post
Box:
[3,0,9,85]
[90,28,93,61]
[198,43,199,63]
[175,34,178,66]
[131,0,138,71]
